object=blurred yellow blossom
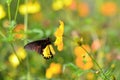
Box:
[46,62,62,79]
[9,47,26,68]
[0,5,6,19]
[74,45,93,70]
[86,72,94,80]
[100,2,117,16]
[49,62,62,74]
[63,0,72,7]
[9,54,20,68]
[74,45,90,57]
[46,68,53,79]
[52,0,64,11]
[17,47,26,59]
[75,55,93,70]
[19,1,41,15]
[54,21,64,51]
[13,24,25,39]
[52,0,73,11]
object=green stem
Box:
[0,31,6,38]
[14,0,20,21]
[24,0,30,80]
[10,43,22,63]
[7,4,11,22]
[0,31,22,63]
[81,46,109,80]
[6,0,22,65]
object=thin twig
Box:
[14,0,20,21]
[0,31,6,38]
[10,43,22,63]
[7,4,11,21]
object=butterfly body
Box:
[24,38,55,59]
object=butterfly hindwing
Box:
[42,44,55,59]
[24,38,55,59]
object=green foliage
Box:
[0,0,120,80]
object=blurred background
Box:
[0,0,120,80]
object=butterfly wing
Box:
[24,40,43,54]
[42,44,55,59]
[24,38,55,59]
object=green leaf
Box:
[104,64,115,79]
[74,69,83,76]
[63,63,78,72]
[63,63,92,78]
[7,34,14,42]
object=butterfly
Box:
[24,38,55,59]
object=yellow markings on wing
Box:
[42,44,55,59]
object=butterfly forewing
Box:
[24,40,43,54]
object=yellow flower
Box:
[52,0,73,11]
[63,0,72,7]
[49,63,62,74]
[9,54,20,68]
[54,21,64,51]
[86,72,94,80]
[19,1,41,15]
[46,62,62,79]
[74,45,90,57]
[0,5,6,19]
[52,0,64,11]
[75,56,93,70]
[74,45,93,70]
[9,47,26,68]
[17,47,26,59]
[46,68,53,79]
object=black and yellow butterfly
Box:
[24,38,55,59]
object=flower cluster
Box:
[46,62,62,79]
[19,1,41,15]
[52,0,73,11]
